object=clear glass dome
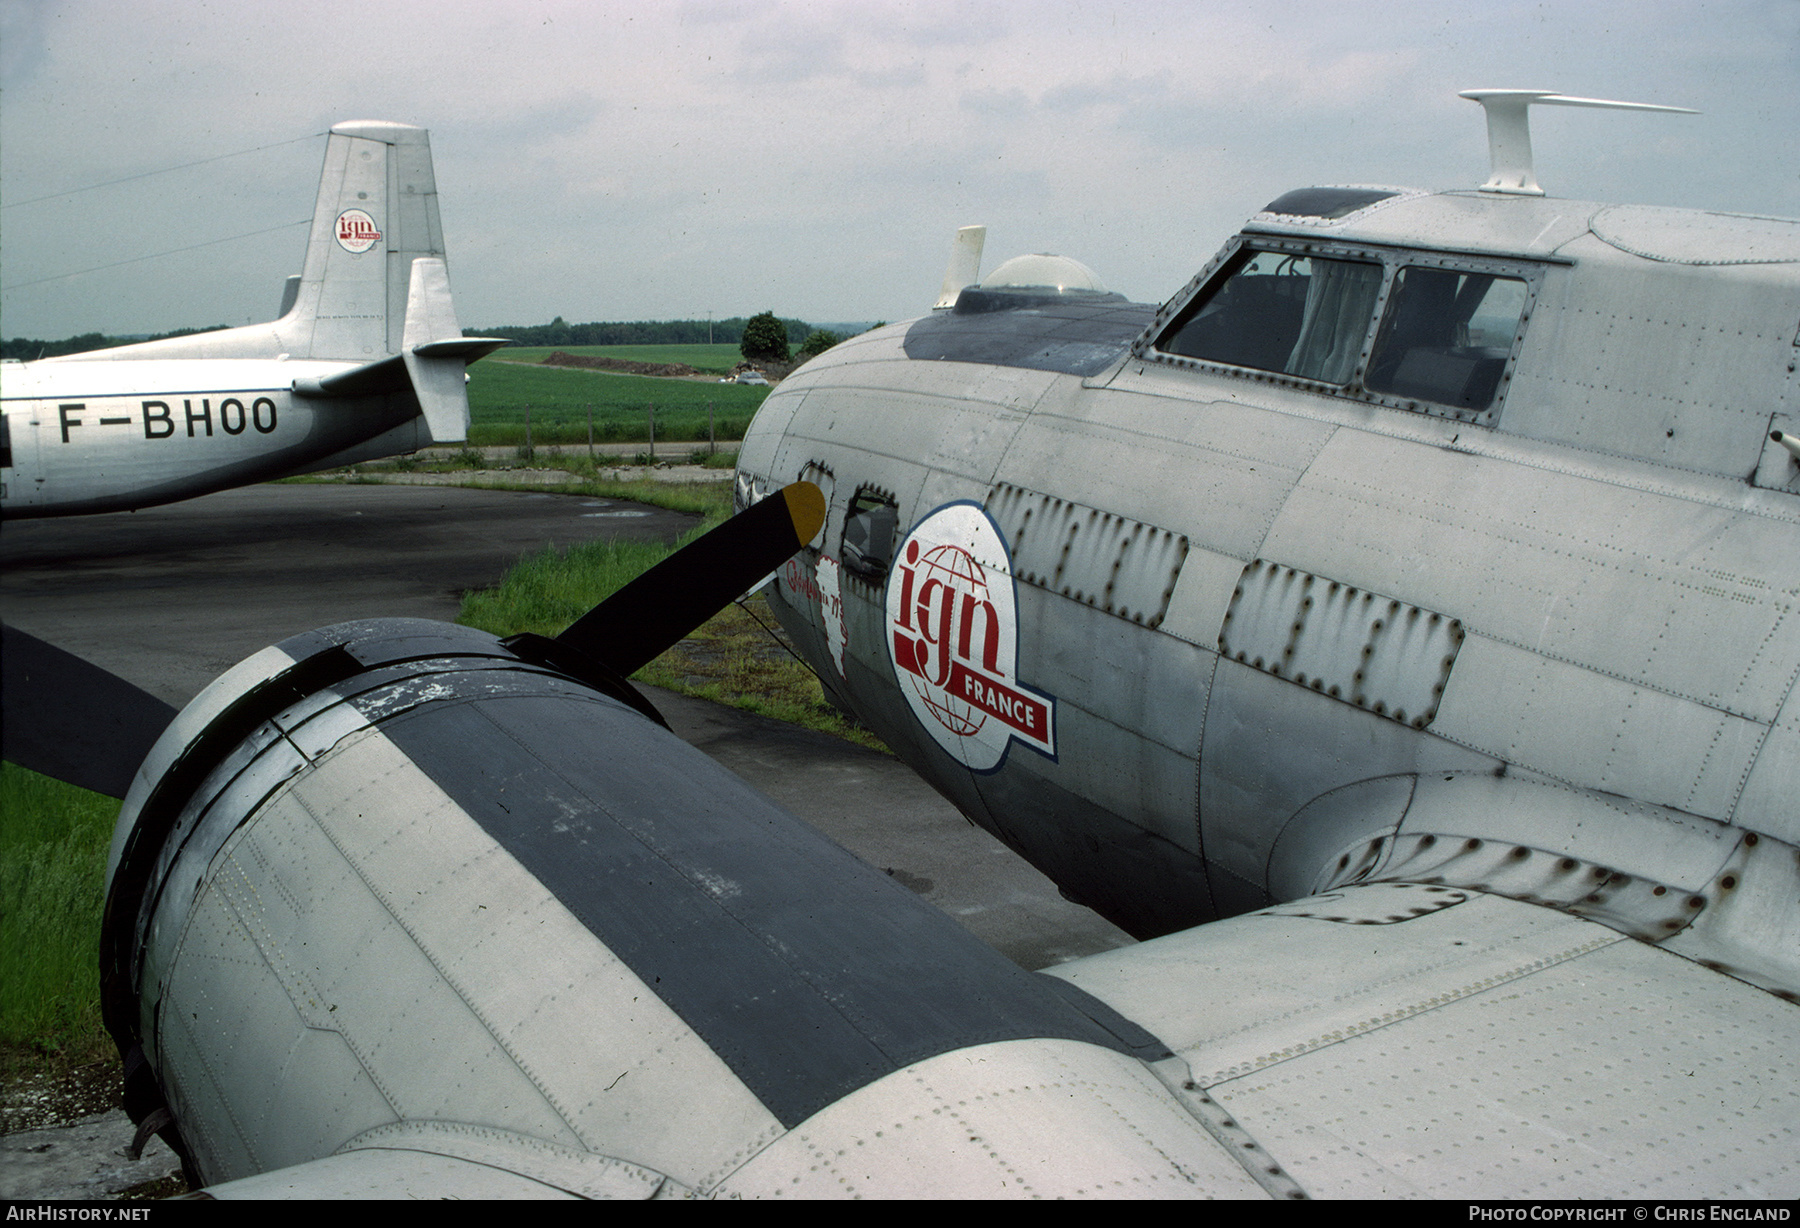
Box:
[979,254,1108,293]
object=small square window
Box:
[842,490,898,581]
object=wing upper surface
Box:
[1049,882,1800,1199]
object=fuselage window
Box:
[841,489,899,582]
[1365,268,1527,411]
[1156,249,1384,385]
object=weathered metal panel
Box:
[988,482,1188,629]
[1018,586,1207,748]
[718,1040,1262,1199]
[1736,675,1800,842]
[1219,559,1463,729]
[996,700,1201,854]
[1158,545,1249,651]
[1262,427,1800,724]
[1199,663,1499,909]
[1503,238,1800,477]
[1249,191,1596,259]
[1432,634,1767,820]
[153,725,784,1186]
[998,378,1331,563]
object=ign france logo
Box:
[886,502,1056,772]
[334,208,382,254]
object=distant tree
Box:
[740,310,791,363]
[0,325,227,361]
[795,329,842,361]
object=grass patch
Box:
[0,764,119,1065]
[460,534,687,640]
[295,462,738,521]
[634,599,888,753]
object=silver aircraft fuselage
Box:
[737,186,1800,978]
[0,358,430,516]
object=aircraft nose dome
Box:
[980,253,1109,293]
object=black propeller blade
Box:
[554,480,825,678]
[2,625,176,799]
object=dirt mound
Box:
[543,351,701,378]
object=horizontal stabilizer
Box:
[2,625,176,799]
[413,337,511,361]
[289,258,509,445]
[291,353,410,399]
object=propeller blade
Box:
[554,481,825,678]
[2,624,176,799]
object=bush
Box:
[740,311,791,363]
[796,329,842,360]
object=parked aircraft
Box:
[733,89,1800,1193]
[0,121,504,519]
[1,91,1794,1198]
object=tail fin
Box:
[283,120,445,359]
[402,257,503,443]
[71,122,451,363]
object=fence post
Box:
[709,400,715,456]
[647,404,655,462]
[587,404,594,459]
[525,404,533,464]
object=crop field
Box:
[467,351,768,446]
[494,343,747,372]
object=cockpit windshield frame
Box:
[1135,236,1549,427]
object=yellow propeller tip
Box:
[780,481,826,546]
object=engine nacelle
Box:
[99,619,1260,1197]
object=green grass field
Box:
[467,350,768,446]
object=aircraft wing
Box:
[1048,880,1800,1198]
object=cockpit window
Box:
[1156,249,1383,385]
[1365,268,1528,412]
[1146,239,1544,426]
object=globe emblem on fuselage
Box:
[904,538,992,738]
[886,502,1058,772]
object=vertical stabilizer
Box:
[401,257,475,444]
[61,122,450,364]
[285,121,446,359]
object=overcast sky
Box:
[2,0,1796,340]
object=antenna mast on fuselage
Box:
[1459,89,1698,196]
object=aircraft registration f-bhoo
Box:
[0,121,506,519]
